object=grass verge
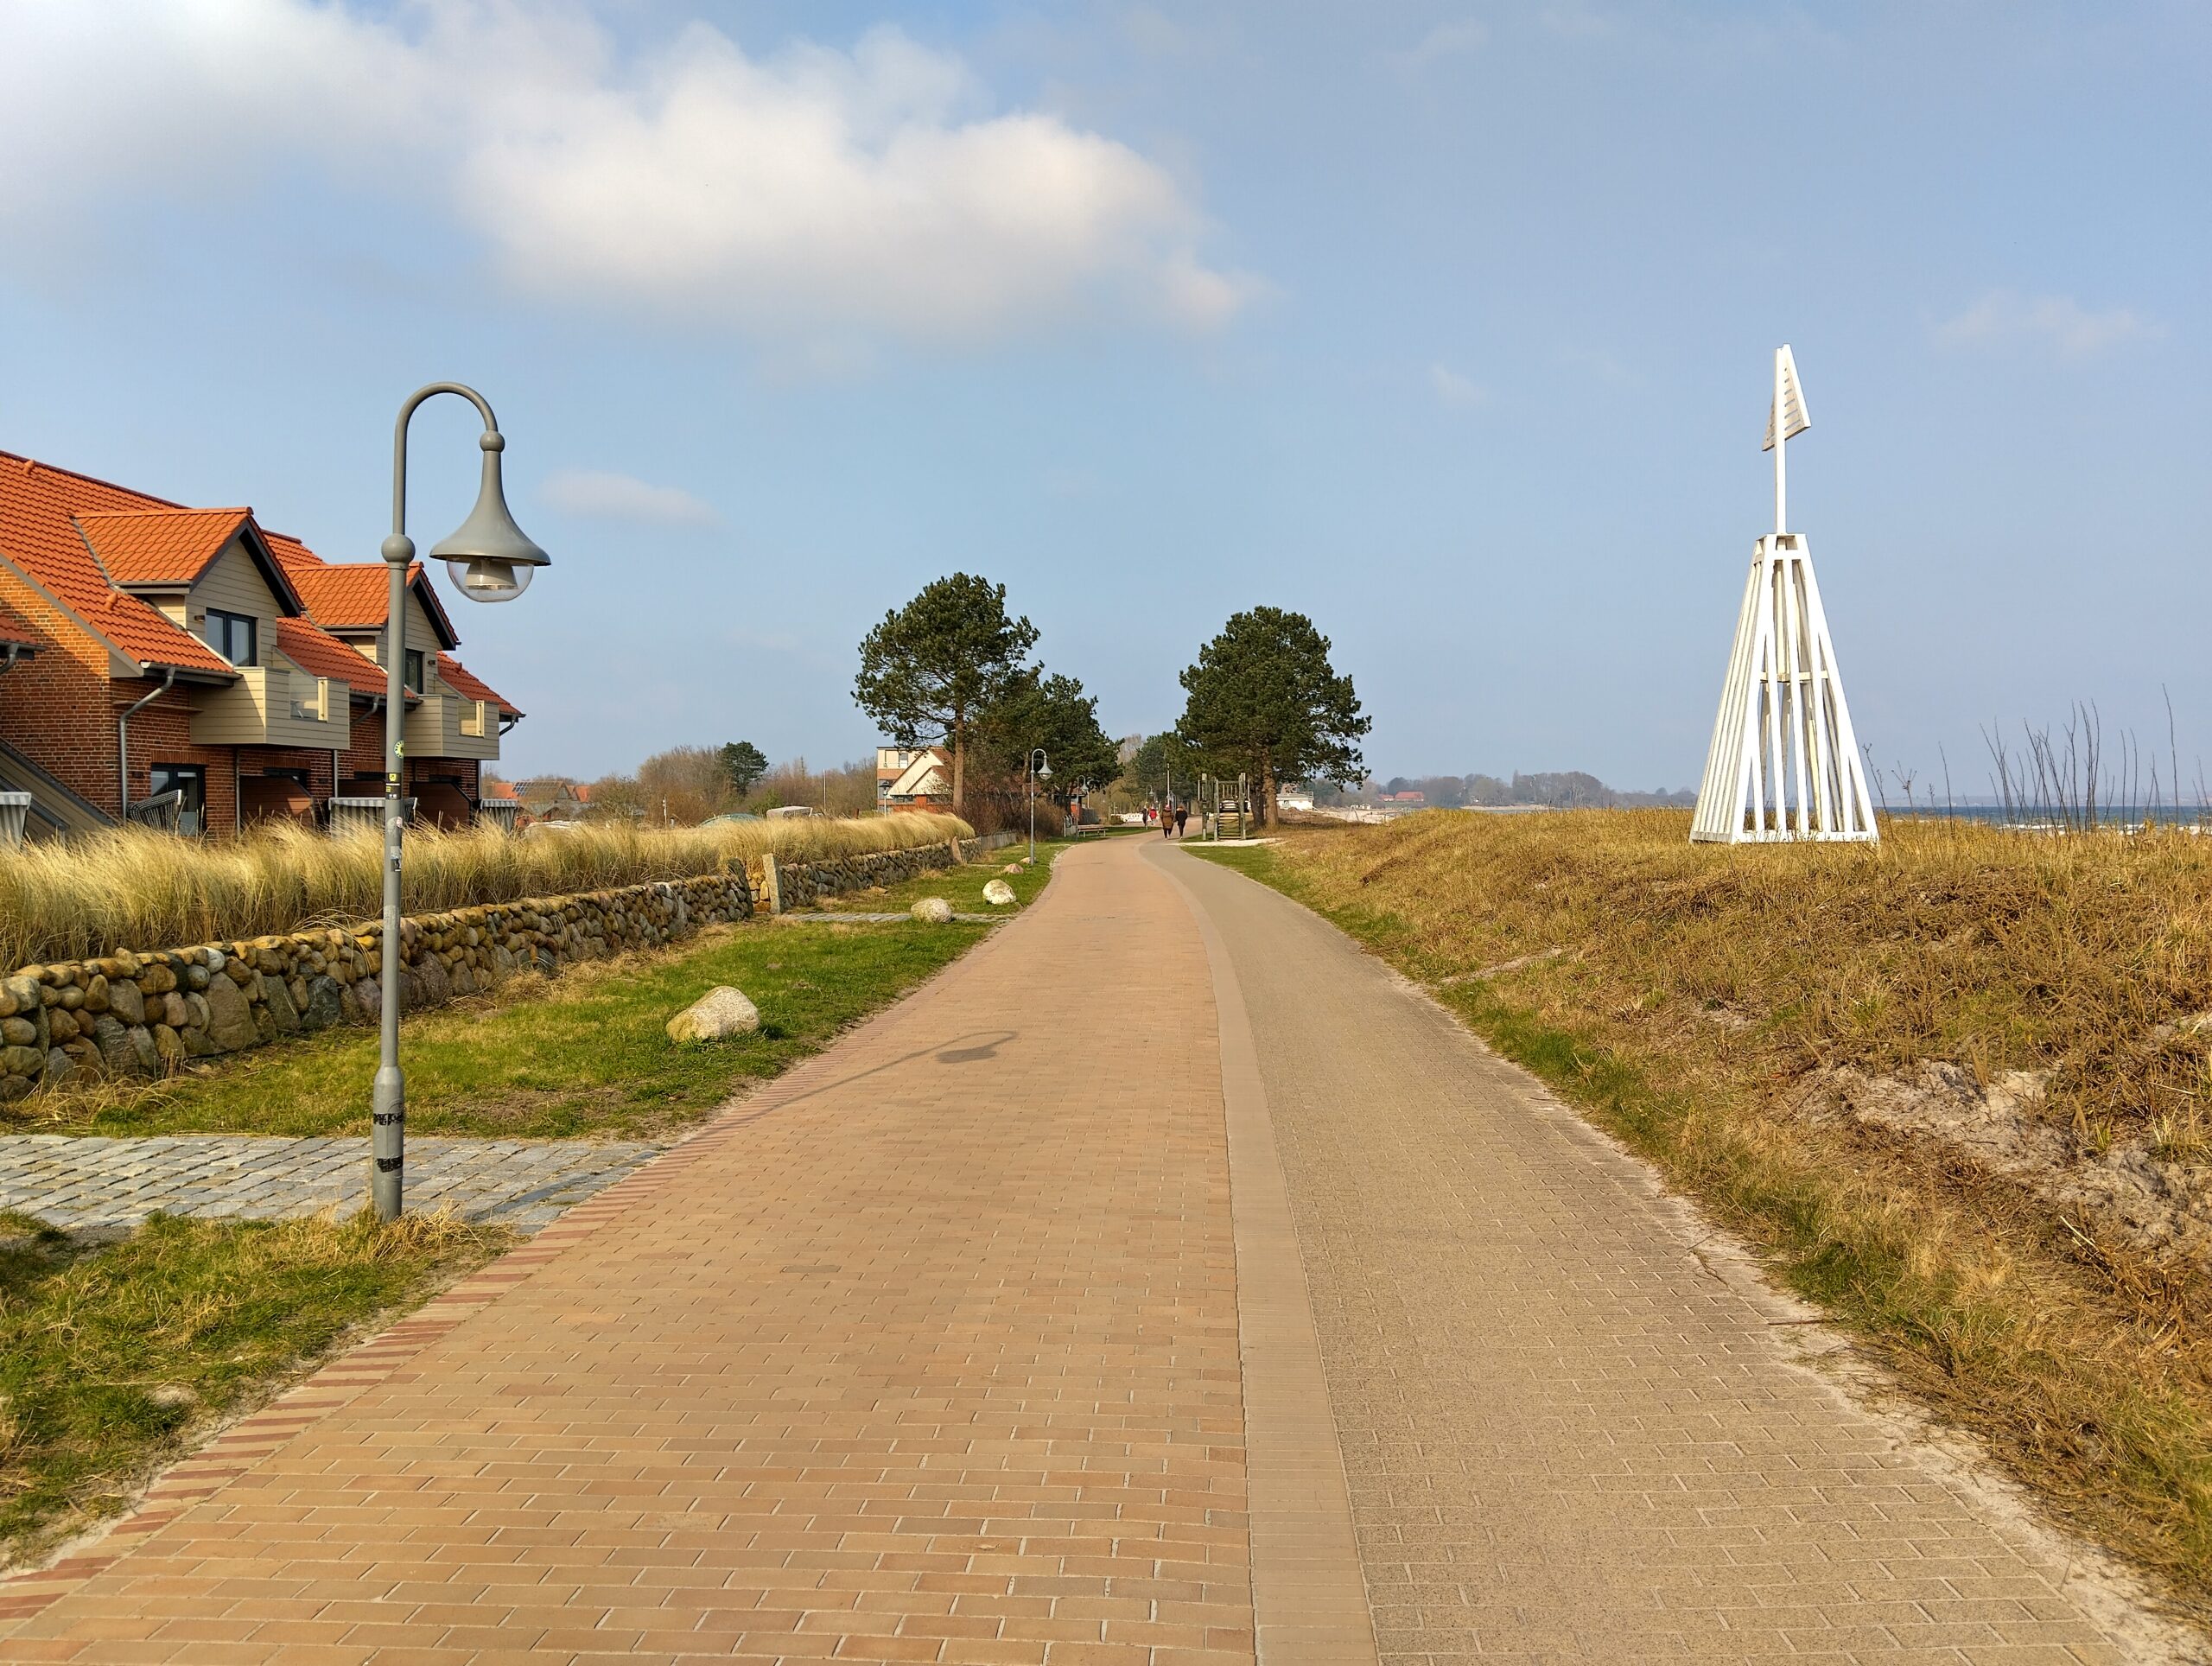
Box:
[0,1206,506,1569]
[1192,818,2212,1617]
[857,843,1070,915]
[20,918,988,1140]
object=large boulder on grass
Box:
[982,880,1017,906]
[667,986,761,1046]
[910,897,955,925]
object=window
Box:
[148,763,207,837]
[205,609,257,666]
[404,649,426,695]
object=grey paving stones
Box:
[0,1134,664,1235]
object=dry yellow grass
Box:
[2,812,972,970]
[1234,810,2212,1612]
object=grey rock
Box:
[263,976,302,1034]
[0,1044,43,1077]
[45,1046,76,1085]
[106,978,146,1027]
[92,1015,135,1076]
[909,897,956,925]
[410,956,451,1012]
[201,976,258,1052]
[0,1017,35,1047]
[302,976,344,1031]
[126,1025,160,1077]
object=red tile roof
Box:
[270,533,460,645]
[483,779,519,799]
[279,558,397,626]
[0,450,516,725]
[74,507,250,586]
[0,453,238,674]
[275,616,386,696]
[435,652,521,717]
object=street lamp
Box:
[1027,748,1051,865]
[372,383,550,1223]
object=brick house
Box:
[0,448,522,839]
[270,540,522,828]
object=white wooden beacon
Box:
[1689,346,1878,844]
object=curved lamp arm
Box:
[391,382,499,544]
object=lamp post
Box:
[1027,748,1051,864]
[372,383,550,1223]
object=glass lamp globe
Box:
[448,558,533,603]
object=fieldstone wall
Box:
[0,832,1014,1101]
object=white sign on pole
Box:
[1690,347,1878,844]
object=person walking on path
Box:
[1174,803,1189,838]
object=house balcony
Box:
[188,666,346,749]
[403,693,501,762]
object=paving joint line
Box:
[1149,839,1380,1666]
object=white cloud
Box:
[0,1,1254,344]
[1429,363,1484,408]
[542,469,721,528]
[1388,18,1490,72]
[1935,290,2160,359]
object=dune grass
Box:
[22,916,988,1141]
[1,812,972,972]
[0,1205,506,1569]
[1197,811,2212,1614]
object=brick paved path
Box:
[1155,845,2183,1665]
[3,837,1277,1663]
[0,836,2188,1663]
[0,1135,663,1235]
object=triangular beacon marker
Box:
[1689,346,1878,843]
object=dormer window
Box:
[206,609,257,666]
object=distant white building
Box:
[876,744,952,811]
[1277,789,1316,812]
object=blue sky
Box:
[2,1,2203,794]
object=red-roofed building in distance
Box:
[0,447,524,840]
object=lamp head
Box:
[430,431,550,604]
[1038,761,1052,780]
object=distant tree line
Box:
[1319,772,1694,809]
[496,746,882,825]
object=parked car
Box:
[701,811,763,826]
[766,804,825,819]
